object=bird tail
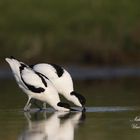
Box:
[5,56,28,78]
[5,56,21,70]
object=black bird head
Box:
[70,91,86,107]
[57,102,77,111]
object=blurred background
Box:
[0,0,140,66]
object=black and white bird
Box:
[31,63,86,109]
[5,57,72,111]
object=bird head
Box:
[57,102,77,111]
[70,91,86,108]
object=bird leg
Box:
[24,97,32,111]
[42,102,47,110]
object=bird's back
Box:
[32,64,58,79]
[32,63,74,94]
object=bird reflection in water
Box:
[18,111,86,140]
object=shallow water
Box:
[0,108,140,140]
[0,79,140,140]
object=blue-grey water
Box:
[1,66,140,80]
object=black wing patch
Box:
[35,72,48,87]
[20,65,45,93]
[50,63,64,77]
[22,82,45,93]
[71,91,86,106]
[30,64,49,87]
[29,64,49,81]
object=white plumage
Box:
[5,57,71,111]
[31,63,86,108]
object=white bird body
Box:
[5,57,71,111]
[5,58,26,91]
[32,64,73,95]
[32,63,86,107]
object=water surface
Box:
[0,79,140,140]
[0,108,140,140]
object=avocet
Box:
[31,63,86,109]
[5,57,72,111]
